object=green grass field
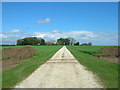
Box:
[67,46,119,88]
[2,45,62,88]
[75,45,110,55]
[0,72,2,89]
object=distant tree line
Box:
[17,37,45,45]
[0,45,16,46]
[80,42,92,46]
[16,37,92,46]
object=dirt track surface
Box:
[15,46,103,88]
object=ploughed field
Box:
[99,46,119,64]
[2,46,37,70]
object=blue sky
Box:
[1,2,118,45]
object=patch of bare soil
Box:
[93,46,119,64]
[1,46,37,70]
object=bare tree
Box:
[68,37,76,45]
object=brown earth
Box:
[93,46,119,64]
[1,46,37,71]
[101,46,119,56]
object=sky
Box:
[1,2,118,45]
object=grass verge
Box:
[67,46,119,88]
[2,45,62,88]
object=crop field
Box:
[75,46,109,55]
[2,45,62,88]
[67,46,119,88]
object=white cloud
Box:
[1,29,31,44]
[3,29,32,36]
[0,34,21,45]
[34,32,46,38]
[0,34,7,38]
[4,29,23,33]
[51,30,62,34]
[1,30,118,45]
[34,30,118,45]
[37,18,51,23]
[34,30,96,41]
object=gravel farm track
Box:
[15,46,103,88]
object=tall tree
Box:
[88,42,92,46]
[57,38,70,45]
[64,38,70,45]
[74,42,79,45]
[38,38,45,45]
[17,39,25,45]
